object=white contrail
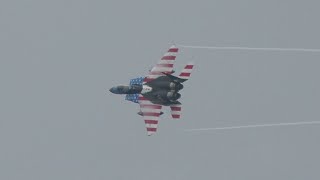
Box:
[185,121,320,132]
[178,45,320,53]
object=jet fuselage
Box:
[109,75,184,106]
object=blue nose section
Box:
[109,87,118,94]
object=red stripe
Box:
[172,114,180,119]
[145,120,158,124]
[143,112,160,116]
[147,127,157,132]
[140,104,161,109]
[161,56,176,60]
[156,64,173,67]
[180,72,191,77]
[168,48,178,52]
[171,106,181,111]
[185,65,193,69]
[138,96,148,100]
[143,77,154,82]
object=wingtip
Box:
[167,45,179,53]
[147,132,155,136]
[169,44,177,49]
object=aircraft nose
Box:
[109,87,116,93]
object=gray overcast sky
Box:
[1,0,320,179]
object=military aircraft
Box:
[109,45,194,135]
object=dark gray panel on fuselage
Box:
[142,92,181,106]
[143,76,181,106]
[145,76,172,90]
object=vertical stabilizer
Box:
[178,62,194,80]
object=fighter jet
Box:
[109,45,194,135]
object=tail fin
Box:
[178,62,194,80]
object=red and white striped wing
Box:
[138,95,162,136]
[144,45,179,83]
[178,62,194,80]
[170,104,182,119]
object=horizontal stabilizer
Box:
[138,95,163,136]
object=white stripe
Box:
[139,101,154,105]
[144,117,159,121]
[158,60,176,64]
[139,99,156,104]
[179,75,190,79]
[140,108,161,113]
[171,111,181,115]
[146,75,161,79]
[163,52,178,56]
[181,69,193,73]
[171,110,181,112]
[143,116,159,120]
[147,131,156,136]
[145,124,158,128]
[151,67,172,72]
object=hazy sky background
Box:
[1,0,320,179]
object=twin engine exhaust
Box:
[169,82,183,91]
[167,91,181,101]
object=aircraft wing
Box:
[138,95,163,136]
[143,45,179,83]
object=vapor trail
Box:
[185,121,320,132]
[178,45,320,53]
